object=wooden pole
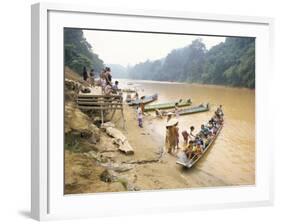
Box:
[100,109,104,124]
[121,108,126,130]
[110,108,117,120]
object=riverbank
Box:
[64,68,255,194]
[64,102,166,194]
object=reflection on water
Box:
[120,79,255,186]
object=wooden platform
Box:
[77,87,125,128]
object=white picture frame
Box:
[31,2,274,221]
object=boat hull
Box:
[176,124,223,168]
[162,104,209,116]
[128,94,158,106]
[144,99,192,112]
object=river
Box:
[119,79,255,188]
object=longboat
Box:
[128,93,158,106]
[161,104,209,116]
[144,98,192,112]
[176,123,223,168]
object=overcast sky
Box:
[84,30,225,67]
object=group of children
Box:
[182,105,224,160]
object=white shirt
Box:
[137,107,143,119]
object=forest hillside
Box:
[128,37,255,88]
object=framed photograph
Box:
[31,2,274,221]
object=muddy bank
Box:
[64,100,166,194]
[64,69,165,194]
[64,69,254,195]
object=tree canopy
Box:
[128,37,255,88]
[64,28,104,75]
[64,29,255,89]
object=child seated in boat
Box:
[196,135,205,148]
[183,140,194,159]
[200,124,210,138]
[207,120,214,129]
[204,134,213,147]
[214,114,223,125]
[192,142,203,158]
[211,126,218,135]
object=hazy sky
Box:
[84,30,225,67]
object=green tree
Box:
[127,37,255,88]
[64,28,104,75]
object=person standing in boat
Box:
[215,105,224,119]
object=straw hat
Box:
[166,118,179,127]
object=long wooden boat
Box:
[128,93,158,106]
[176,123,223,168]
[161,104,209,116]
[144,98,192,112]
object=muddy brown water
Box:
[119,79,255,187]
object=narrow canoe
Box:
[161,104,209,116]
[144,98,192,112]
[128,93,158,106]
[176,123,223,168]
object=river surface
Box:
[119,79,255,187]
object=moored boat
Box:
[176,121,223,168]
[128,93,158,106]
[161,103,209,116]
[144,98,192,112]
